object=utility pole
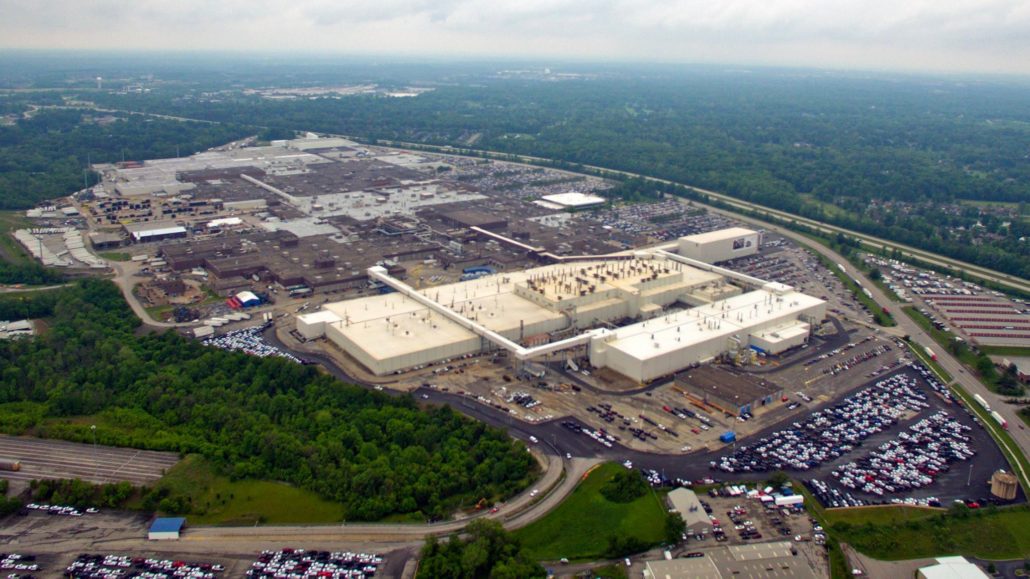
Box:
[967,462,973,487]
[90,424,98,482]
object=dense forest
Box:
[79,66,1030,278]
[0,280,536,520]
[0,103,252,209]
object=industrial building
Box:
[298,237,825,381]
[643,542,816,579]
[677,227,759,264]
[147,517,185,541]
[536,192,607,210]
[676,367,784,416]
[917,557,990,579]
[990,470,1018,500]
[125,222,188,243]
[667,488,712,534]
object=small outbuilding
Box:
[148,517,185,540]
[667,488,712,534]
[235,291,261,307]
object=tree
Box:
[600,470,648,503]
[766,471,790,489]
[418,519,545,579]
[664,512,687,545]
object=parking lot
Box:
[712,366,1017,507]
[0,435,180,490]
[204,324,305,363]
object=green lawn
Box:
[145,454,346,525]
[513,463,668,561]
[99,251,132,262]
[978,345,1030,358]
[824,505,939,527]
[0,211,32,264]
[830,506,1030,561]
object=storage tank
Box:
[0,458,22,471]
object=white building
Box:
[917,557,990,579]
[677,227,759,264]
[298,251,825,381]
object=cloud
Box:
[1,0,1028,74]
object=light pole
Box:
[90,425,98,482]
[967,462,973,487]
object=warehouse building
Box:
[917,557,990,579]
[125,222,188,243]
[667,488,712,534]
[298,251,825,380]
[148,517,185,541]
[677,227,759,264]
[676,366,784,416]
[644,542,816,579]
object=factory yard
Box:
[0,435,180,490]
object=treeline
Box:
[419,519,546,578]
[87,71,1030,278]
[0,106,252,209]
[0,261,65,285]
[0,280,536,521]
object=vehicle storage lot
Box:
[713,367,1017,507]
[0,435,179,487]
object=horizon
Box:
[1,0,1029,76]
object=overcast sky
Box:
[2,0,1029,75]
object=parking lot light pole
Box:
[91,424,98,482]
[967,462,973,487]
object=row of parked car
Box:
[203,325,302,364]
[822,343,893,377]
[246,550,381,579]
[832,410,975,496]
[25,503,98,517]
[1,553,39,573]
[65,554,223,579]
[560,420,616,448]
[712,372,932,473]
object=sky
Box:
[2,0,1029,75]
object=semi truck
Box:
[924,346,938,361]
[991,411,1008,430]
[974,394,991,412]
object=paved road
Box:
[108,261,191,329]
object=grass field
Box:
[513,463,668,561]
[0,211,31,264]
[978,345,1030,358]
[830,505,1030,561]
[99,251,131,262]
[147,455,346,525]
[824,505,939,527]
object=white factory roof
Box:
[207,217,243,228]
[130,226,187,241]
[602,288,824,360]
[919,557,990,579]
[323,271,567,362]
[680,227,757,244]
[540,192,606,207]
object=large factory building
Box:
[298,228,824,381]
[677,227,759,264]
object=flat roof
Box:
[920,557,990,579]
[668,488,712,529]
[149,517,185,533]
[540,192,606,207]
[645,542,814,579]
[604,288,824,361]
[680,227,758,244]
[646,557,722,579]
